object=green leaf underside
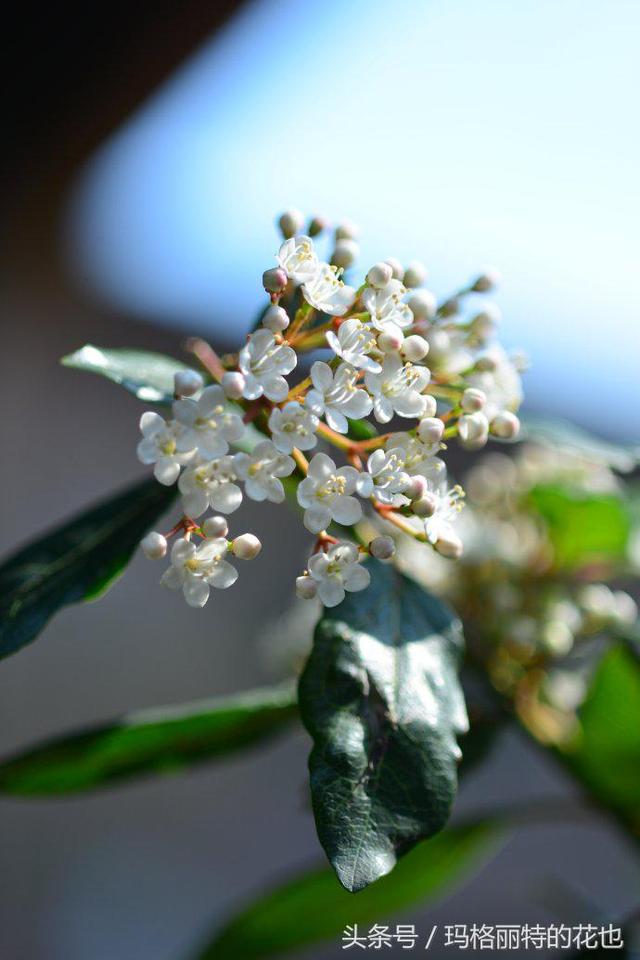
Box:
[558,645,640,838]
[0,683,297,795]
[529,484,631,570]
[199,822,500,960]
[0,479,176,661]
[61,344,263,454]
[299,561,468,892]
[62,345,189,404]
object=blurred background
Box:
[1,1,639,957]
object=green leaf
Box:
[0,478,176,661]
[557,645,640,838]
[298,561,468,892]
[0,683,297,795]
[61,344,263,454]
[346,418,378,442]
[528,484,631,570]
[62,345,189,404]
[197,821,501,960]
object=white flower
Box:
[387,432,445,480]
[424,482,465,546]
[268,402,319,454]
[362,279,413,330]
[426,327,474,375]
[301,263,356,316]
[239,329,297,402]
[160,537,237,607]
[466,345,523,420]
[137,412,195,485]
[233,440,295,503]
[325,318,381,373]
[305,361,372,434]
[277,236,319,284]
[297,453,363,533]
[307,541,370,607]
[361,447,412,507]
[173,385,245,460]
[364,354,431,423]
[178,456,242,517]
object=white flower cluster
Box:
[136,211,525,608]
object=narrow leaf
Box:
[62,345,189,404]
[197,822,501,960]
[528,484,631,571]
[0,683,297,795]
[557,645,640,838]
[299,561,468,892]
[0,479,176,661]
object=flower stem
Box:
[184,338,226,383]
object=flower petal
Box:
[183,578,211,608]
[331,495,362,526]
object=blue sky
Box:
[65,0,640,437]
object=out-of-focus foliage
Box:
[196,822,501,960]
[0,684,297,795]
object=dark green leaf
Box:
[0,478,176,661]
[529,484,631,570]
[0,683,297,795]
[557,645,640,839]
[62,345,189,404]
[198,822,501,960]
[299,561,468,892]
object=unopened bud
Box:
[412,493,437,517]
[296,575,318,600]
[470,307,500,341]
[541,620,574,657]
[418,417,445,443]
[141,531,167,560]
[232,533,262,560]
[308,215,328,237]
[377,324,404,353]
[475,354,497,372]
[262,267,288,294]
[369,536,396,560]
[367,261,393,289]
[401,335,429,362]
[461,388,487,413]
[403,260,427,289]
[262,304,290,333]
[490,411,520,439]
[408,289,437,321]
[221,371,246,400]
[202,516,228,539]
[385,257,404,280]
[458,412,489,450]
[331,239,359,269]
[406,475,428,500]
[439,296,460,317]
[472,268,501,293]
[174,369,204,397]
[613,590,638,625]
[335,219,359,241]
[435,533,463,559]
[422,394,437,418]
[278,209,304,239]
